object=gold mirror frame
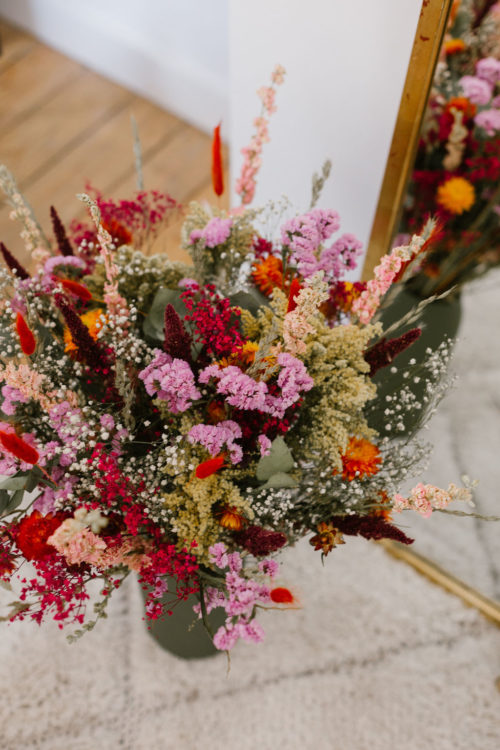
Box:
[364,0,500,627]
[362,0,453,280]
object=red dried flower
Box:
[287,278,302,313]
[195,455,225,479]
[0,430,39,465]
[270,587,295,604]
[212,123,224,197]
[0,242,30,280]
[54,277,92,301]
[50,206,74,256]
[364,328,422,377]
[163,303,192,362]
[15,313,36,356]
[234,525,287,556]
[16,511,64,561]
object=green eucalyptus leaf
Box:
[0,490,10,514]
[25,467,43,493]
[5,489,25,513]
[229,289,269,317]
[256,436,294,482]
[0,475,30,491]
[143,287,187,341]
[261,472,297,489]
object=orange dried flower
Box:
[444,38,466,55]
[206,400,227,424]
[309,521,345,556]
[15,313,36,356]
[219,341,259,369]
[218,506,245,531]
[252,255,284,296]
[371,491,393,522]
[64,308,105,355]
[340,437,382,481]
[102,218,133,247]
[436,176,475,215]
[445,96,477,120]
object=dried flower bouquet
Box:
[0,67,477,653]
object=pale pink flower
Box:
[393,482,473,518]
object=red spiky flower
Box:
[15,313,36,355]
[0,429,39,465]
[0,242,30,280]
[287,278,302,313]
[212,123,224,197]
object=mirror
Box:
[365,0,500,619]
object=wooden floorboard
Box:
[0,19,228,269]
[0,20,37,73]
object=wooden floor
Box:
[0,19,228,269]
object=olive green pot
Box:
[367,287,462,439]
[140,580,225,659]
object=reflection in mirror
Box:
[369,1,500,617]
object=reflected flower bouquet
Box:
[0,67,475,653]
[397,0,500,295]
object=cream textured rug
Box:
[1,275,499,749]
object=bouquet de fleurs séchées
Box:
[0,66,476,653]
[397,0,500,295]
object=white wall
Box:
[1,0,423,269]
[0,0,229,134]
[229,0,422,273]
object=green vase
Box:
[140,579,226,659]
[367,286,462,439]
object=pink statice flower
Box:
[1,385,28,416]
[139,350,201,413]
[178,277,199,290]
[187,420,243,464]
[209,542,229,569]
[265,353,314,418]
[189,217,232,248]
[258,434,272,456]
[199,364,268,411]
[258,558,279,578]
[202,542,279,650]
[280,210,362,282]
[475,56,500,86]
[474,108,500,135]
[459,75,493,105]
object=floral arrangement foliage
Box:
[0,66,475,652]
[397,0,500,294]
